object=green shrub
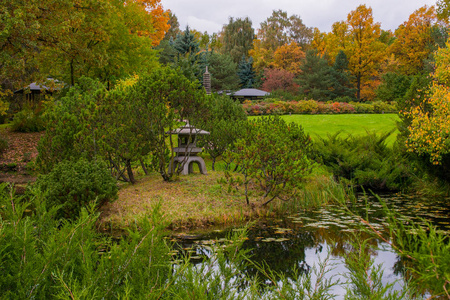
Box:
[223,115,313,206]
[36,158,118,219]
[11,107,45,132]
[313,131,412,191]
[0,184,171,299]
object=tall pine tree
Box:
[237,56,255,88]
[331,50,356,100]
[297,50,334,101]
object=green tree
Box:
[297,50,335,101]
[36,158,118,219]
[37,77,106,173]
[224,116,312,206]
[130,67,209,181]
[258,10,312,51]
[237,56,256,88]
[376,72,412,102]
[332,50,356,100]
[220,17,255,63]
[171,26,202,82]
[198,95,247,170]
[206,52,240,92]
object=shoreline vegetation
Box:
[98,169,342,233]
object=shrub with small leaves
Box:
[36,158,118,219]
[11,107,45,132]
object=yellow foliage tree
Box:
[406,42,450,164]
[346,5,387,101]
[311,5,386,101]
[269,42,305,75]
[249,39,274,73]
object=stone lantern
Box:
[168,124,210,175]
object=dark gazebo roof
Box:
[232,88,269,97]
[14,78,62,94]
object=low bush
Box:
[35,158,118,219]
[10,107,45,132]
[313,131,412,191]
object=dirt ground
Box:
[0,128,43,185]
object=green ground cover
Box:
[252,114,400,146]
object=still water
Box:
[170,193,450,298]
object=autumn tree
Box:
[390,6,445,75]
[220,17,255,63]
[406,41,450,166]
[346,5,386,101]
[262,68,298,93]
[270,42,305,75]
[311,21,349,63]
[1,0,169,90]
[250,10,312,73]
[311,5,387,101]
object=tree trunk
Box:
[212,157,216,171]
[126,159,135,184]
[140,159,148,175]
[356,73,361,101]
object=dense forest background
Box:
[1,1,449,103]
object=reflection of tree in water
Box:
[241,225,317,279]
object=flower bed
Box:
[242,99,398,116]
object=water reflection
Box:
[171,193,450,298]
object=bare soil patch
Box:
[0,128,43,185]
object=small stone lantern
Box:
[168,124,210,175]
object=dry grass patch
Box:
[98,171,273,231]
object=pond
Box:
[169,193,450,298]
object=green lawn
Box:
[252,114,400,146]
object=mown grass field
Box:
[251,113,400,146]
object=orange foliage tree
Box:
[135,0,170,46]
[270,42,305,75]
[389,5,442,75]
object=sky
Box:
[160,0,437,34]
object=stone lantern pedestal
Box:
[168,124,210,175]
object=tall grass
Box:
[276,174,355,213]
[2,183,445,298]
